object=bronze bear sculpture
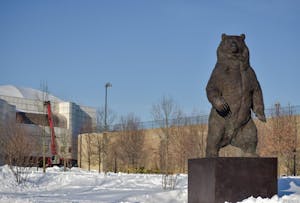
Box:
[206,34,266,157]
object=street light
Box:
[293,148,297,176]
[104,82,112,131]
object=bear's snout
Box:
[230,41,239,53]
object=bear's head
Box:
[217,33,249,65]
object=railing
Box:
[107,105,300,131]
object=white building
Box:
[0,85,97,165]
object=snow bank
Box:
[0,165,187,203]
[237,194,300,203]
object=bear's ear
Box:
[240,34,246,40]
[222,33,226,40]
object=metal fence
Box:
[108,105,300,131]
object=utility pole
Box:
[101,82,112,173]
[104,82,112,131]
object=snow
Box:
[0,165,187,203]
[0,165,300,203]
[0,85,63,102]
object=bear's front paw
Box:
[215,98,231,118]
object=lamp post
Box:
[104,82,112,131]
[293,148,297,176]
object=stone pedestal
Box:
[188,158,277,203]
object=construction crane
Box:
[44,101,60,166]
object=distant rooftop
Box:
[0,85,63,102]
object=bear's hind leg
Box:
[231,119,258,157]
[206,112,225,157]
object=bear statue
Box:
[206,33,266,157]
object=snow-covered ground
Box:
[0,165,187,203]
[0,165,300,203]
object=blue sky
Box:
[1,1,300,121]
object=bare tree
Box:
[79,123,94,171]
[60,129,71,171]
[93,133,108,173]
[151,96,180,189]
[152,96,179,174]
[273,104,297,175]
[79,133,95,171]
[169,111,203,173]
[169,111,188,173]
[95,134,103,173]
[97,107,117,132]
[95,107,117,172]
[165,110,207,174]
[258,103,298,175]
[3,122,38,184]
[107,137,121,173]
[190,110,208,158]
[84,133,93,171]
[118,113,145,172]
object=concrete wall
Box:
[0,99,16,164]
[78,126,207,172]
[0,95,97,163]
[78,117,300,175]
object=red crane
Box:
[44,101,59,165]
